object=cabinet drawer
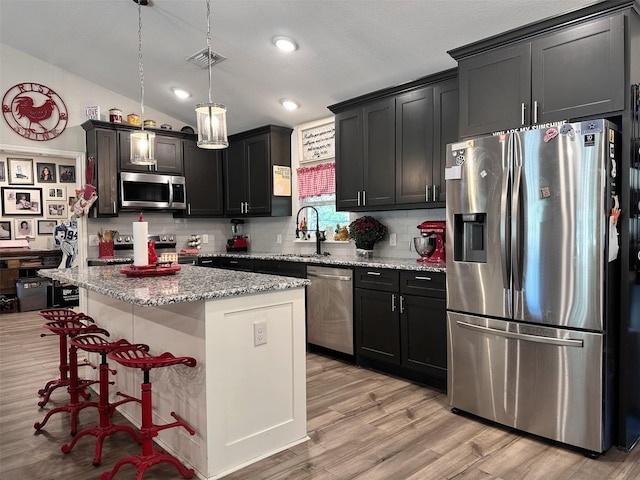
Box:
[254,260,306,278]
[354,268,399,292]
[400,271,445,298]
[218,257,254,272]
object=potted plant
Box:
[348,216,387,258]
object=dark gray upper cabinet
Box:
[223,125,293,217]
[119,132,184,174]
[84,126,118,217]
[330,69,458,211]
[455,14,625,137]
[179,139,223,217]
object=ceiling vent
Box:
[186,48,227,69]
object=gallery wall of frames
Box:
[0,154,76,247]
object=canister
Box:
[143,119,156,128]
[127,113,141,126]
[109,108,123,123]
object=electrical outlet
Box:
[276,234,282,244]
[254,322,267,346]
[202,234,209,244]
[389,233,397,246]
[246,234,251,243]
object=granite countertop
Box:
[38,265,310,307]
[88,253,446,272]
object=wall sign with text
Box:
[2,82,68,141]
[298,119,335,163]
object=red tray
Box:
[120,264,181,277]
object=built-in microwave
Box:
[120,172,186,210]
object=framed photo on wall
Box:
[46,201,67,219]
[14,218,35,239]
[0,161,5,182]
[8,158,34,185]
[37,219,57,235]
[36,162,56,183]
[59,165,75,183]
[0,220,11,239]
[48,186,66,199]
[1,187,43,215]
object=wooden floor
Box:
[1,311,639,480]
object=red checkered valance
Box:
[297,162,335,199]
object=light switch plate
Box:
[389,233,397,246]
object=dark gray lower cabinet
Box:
[354,268,447,389]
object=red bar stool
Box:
[37,308,96,406]
[34,319,109,435]
[61,335,149,466]
[102,345,197,480]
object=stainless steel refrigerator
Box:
[445,119,619,455]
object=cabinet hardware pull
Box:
[357,191,361,206]
[391,294,396,312]
[426,185,431,202]
[188,203,191,215]
[201,260,213,264]
[415,276,432,281]
[432,184,438,202]
[113,201,116,213]
[400,295,404,314]
[521,103,526,125]
[425,185,429,202]
[533,100,539,124]
[366,271,381,276]
[362,190,366,206]
[229,261,239,264]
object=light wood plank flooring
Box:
[1,311,638,479]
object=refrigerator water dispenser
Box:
[454,213,487,263]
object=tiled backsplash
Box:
[87,208,445,260]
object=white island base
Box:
[85,287,308,479]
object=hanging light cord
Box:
[138,0,146,129]
[206,0,213,104]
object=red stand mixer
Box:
[414,221,446,264]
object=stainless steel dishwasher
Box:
[306,266,354,355]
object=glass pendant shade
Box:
[195,103,229,149]
[130,130,156,165]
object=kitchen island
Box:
[38,265,310,480]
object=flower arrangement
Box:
[348,215,387,248]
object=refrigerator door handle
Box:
[512,133,524,292]
[456,321,584,348]
[500,139,511,291]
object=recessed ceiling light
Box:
[280,99,299,111]
[172,87,191,99]
[273,36,298,52]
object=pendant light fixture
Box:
[130,0,155,165]
[195,0,228,149]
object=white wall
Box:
[1,43,444,261]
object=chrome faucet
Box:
[295,206,326,255]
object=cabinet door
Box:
[531,15,624,123]
[458,43,531,137]
[119,133,183,174]
[154,135,183,174]
[433,78,458,203]
[91,128,118,216]
[224,140,247,215]
[335,109,364,210]
[183,140,223,216]
[245,134,270,215]
[363,98,395,207]
[354,288,400,365]
[400,294,447,379]
[395,87,434,205]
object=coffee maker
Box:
[413,221,446,263]
[226,219,248,252]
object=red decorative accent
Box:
[102,345,196,480]
[120,264,181,277]
[297,162,335,199]
[2,82,68,141]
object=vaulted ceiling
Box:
[0,0,600,135]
